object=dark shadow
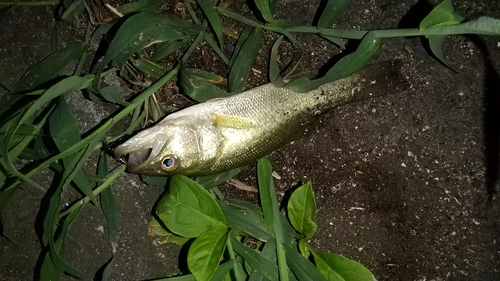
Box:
[312,0,330,26]
[397,0,435,60]
[397,0,434,29]
[467,35,500,200]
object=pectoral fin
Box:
[213,113,256,129]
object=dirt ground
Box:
[1,0,500,281]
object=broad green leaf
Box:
[197,0,224,47]
[180,68,232,102]
[230,236,278,281]
[219,202,271,242]
[311,248,375,281]
[419,0,464,31]
[283,244,328,281]
[156,175,227,238]
[188,226,229,281]
[116,0,164,14]
[317,0,351,29]
[298,239,310,258]
[287,181,317,239]
[228,26,263,93]
[14,42,85,92]
[286,32,380,92]
[195,166,245,189]
[49,96,96,204]
[148,217,190,245]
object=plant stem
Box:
[59,165,126,218]
[217,7,264,28]
[225,235,244,281]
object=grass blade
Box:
[195,166,245,189]
[49,96,96,204]
[317,0,351,29]
[257,157,288,281]
[286,32,380,92]
[283,244,328,281]
[228,26,263,93]
[196,0,224,47]
[116,0,164,14]
[14,42,85,93]
[180,68,232,102]
[230,236,278,281]
[219,202,271,242]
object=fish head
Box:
[113,115,224,176]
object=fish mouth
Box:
[114,146,153,172]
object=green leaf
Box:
[317,0,351,29]
[419,0,464,31]
[180,68,232,102]
[269,35,284,85]
[428,36,457,71]
[283,244,328,281]
[230,236,278,281]
[148,217,190,245]
[96,12,195,80]
[196,0,224,47]
[320,35,345,50]
[421,16,500,36]
[99,85,127,105]
[116,0,164,14]
[219,202,271,242]
[14,42,85,92]
[257,157,288,281]
[254,0,276,22]
[98,153,119,253]
[298,239,310,258]
[141,175,168,186]
[188,226,229,281]
[311,248,375,281]
[286,32,380,92]
[287,181,317,239]
[195,166,245,189]
[228,26,263,93]
[151,39,194,61]
[156,175,227,238]
[49,96,96,204]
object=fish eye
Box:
[161,155,179,172]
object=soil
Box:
[1,0,500,281]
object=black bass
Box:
[114,62,406,176]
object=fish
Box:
[114,61,407,176]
